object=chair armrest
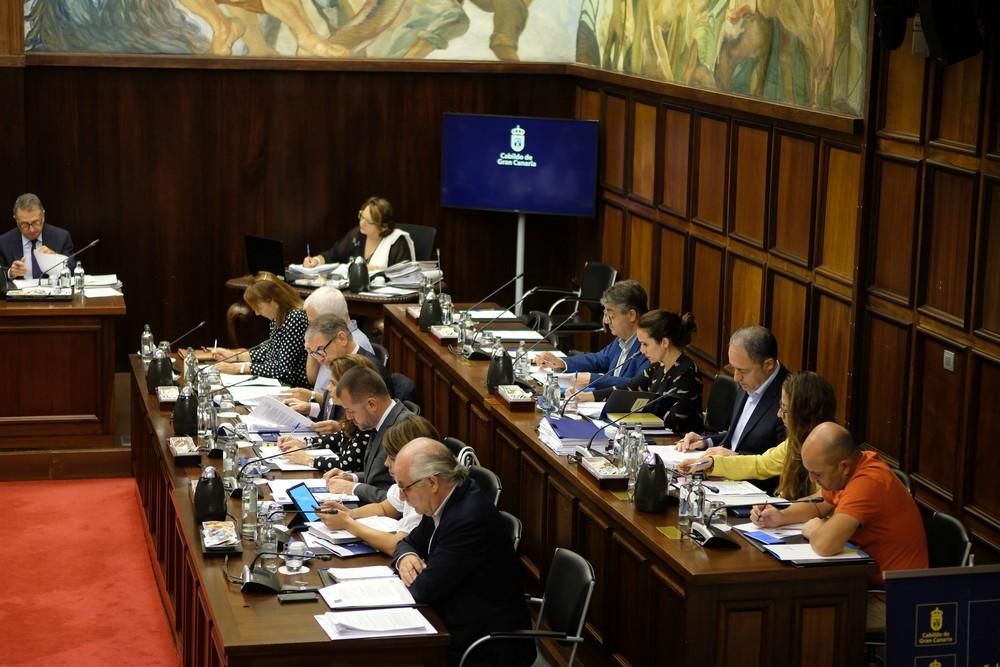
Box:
[487,630,572,641]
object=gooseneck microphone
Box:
[468,286,539,352]
[510,311,578,371]
[212,339,269,367]
[580,392,672,461]
[558,350,643,417]
[169,320,207,349]
[461,271,526,314]
[235,440,322,481]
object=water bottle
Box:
[241,467,259,539]
[543,369,560,415]
[678,481,693,536]
[691,477,706,526]
[73,261,85,291]
[258,518,279,573]
[223,439,239,487]
[626,428,645,501]
[140,325,155,362]
[57,266,72,289]
[183,347,199,387]
[440,293,453,325]
[197,395,218,449]
[514,341,530,380]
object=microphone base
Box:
[240,566,281,594]
[224,479,242,499]
[466,347,492,361]
[690,522,740,549]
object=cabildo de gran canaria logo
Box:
[497,125,537,168]
[916,603,957,647]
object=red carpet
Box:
[0,479,179,666]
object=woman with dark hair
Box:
[583,309,703,435]
[212,271,309,387]
[301,196,415,270]
[679,371,837,500]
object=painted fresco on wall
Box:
[575,0,868,115]
[23,0,582,62]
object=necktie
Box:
[30,239,42,279]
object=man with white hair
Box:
[393,438,534,666]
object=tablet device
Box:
[287,482,322,523]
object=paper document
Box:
[217,373,281,387]
[644,445,703,467]
[242,396,310,432]
[576,401,605,418]
[507,349,566,360]
[314,608,435,640]
[83,274,119,286]
[326,566,396,581]
[228,385,286,406]
[358,286,418,297]
[11,279,39,289]
[288,262,345,276]
[32,249,68,275]
[253,445,319,471]
[704,481,770,496]
[84,287,123,298]
[466,309,518,320]
[319,577,415,609]
[733,522,805,545]
[485,329,543,341]
[268,478,356,504]
[764,542,870,563]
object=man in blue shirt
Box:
[534,279,649,392]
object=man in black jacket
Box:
[393,438,534,667]
[1,193,75,279]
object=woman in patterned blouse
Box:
[587,309,704,434]
[211,272,310,388]
[277,354,381,473]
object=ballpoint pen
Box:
[306,243,311,258]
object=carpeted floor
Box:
[0,478,179,666]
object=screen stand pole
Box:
[514,213,526,316]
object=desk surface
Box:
[129,356,449,666]
[0,294,125,316]
[225,275,416,305]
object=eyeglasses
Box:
[307,339,334,360]
[777,404,788,418]
[398,475,434,497]
[16,220,42,231]
[357,210,372,224]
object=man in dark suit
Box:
[322,366,411,504]
[1,193,75,279]
[394,438,534,667]
[677,324,789,457]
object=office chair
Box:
[468,465,502,507]
[890,467,914,497]
[500,510,523,552]
[402,399,421,416]
[390,372,417,403]
[396,223,438,261]
[537,261,618,345]
[459,547,596,667]
[704,374,738,433]
[443,436,481,467]
[371,342,390,368]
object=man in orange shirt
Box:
[752,422,928,630]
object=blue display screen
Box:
[441,113,599,217]
[287,482,321,523]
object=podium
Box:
[0,294,127,479]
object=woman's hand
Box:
[303,255,324,268]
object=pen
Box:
[306,243,311,258]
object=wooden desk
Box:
[128,356,448,666]
[383,304,872,667]
[0,295,126,479]
[224,275,416,347]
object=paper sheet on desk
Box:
[217,373,281,387]
[319,577,415,609]
[84,287,123,298]
[288,262,346,277]
[228,385,286,406]
[254,445,326,471]
[645,445,703,467]
[465,309,518,320]
[242,396,312,432]
[83,274,119,286]
[32,249,68,275]
[484,329,543,342]
[507,349,566,360]
[268,478,356,504]
[315,609,435,640]
[358,286,418,297]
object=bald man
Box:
[393,439,534,667]
[751,422,927,630]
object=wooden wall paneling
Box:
[0,68,25,205]
[860,312,912,465]
[630,100,657,204]
[450,385,471,445]
[518,449,547,586]
[692,114,729,232]
[976,178,1000,339]
[918,163,978,327]
[771,132,818,265]
[812,292,852,426]
[767,270,810,373]
[604,94,627,191]
[688,239,725,368]
[727,255,764,336]
[468,401,495,471]
[730,122,770,247]
[877,18,927,143]
[648,566,687,667]
[657,222,687,314]
[929,53,985,153]
[576,503,612,653]
[602,202,626,272]
[494,427,522,516]
[627,213,655,292]
[869,154,922,304]
[661,106,691,217]
[0,1,23,55]
[715,601,774,667]
[609,531,649,667]
[577,86,601,121]
[544,476,577,577]
[968,354,1000,523]
[432,369,451,433]
[817,144,862,283]
[911,332,966,499]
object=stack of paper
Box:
[762,542,871,564]
[287,262,346,277]
[307,515,400,546]
[241,396,312,433]
[702,480,783,507]
[466,309,518,321]
[381,261,441,289]
[607,412,673,436]
[319,577,415,609]
[538,416,607,455]
[314,608,435,640]
[732,522,805,545]
[644,445,707,470]
[252,445,335,471]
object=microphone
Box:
[559,350,643,417]
[578,392,673,461]
[510,311,578,373]
[211,375,261,394]
[37,238,99,276]
[460,271,525,314]
[235,440,322,481]
[211,339,269,367]
[169,320,207,349]
[468,286,539,353]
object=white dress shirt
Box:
[730,362,782,452]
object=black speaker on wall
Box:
[916,0,983,64]
[874,0,915,50]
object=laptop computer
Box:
[244,234,285,278]
[604,389,661,414]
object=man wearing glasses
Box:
[1,193,75,279]
[393,438,534,667]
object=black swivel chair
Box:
[890,467,914,497]
[371,342,390,368]
[443,436,481,467]
[459,547,596,667]
[468,465,502,507]
[396,223,438,261]
[401,399,421,416]
[500,511,523,552]
[704,374,738,434]
[535,261,618,347]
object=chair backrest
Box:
[499,510,522,552]
[401,399,421,416]
[539,548,596,646]
[926,511,971,568]
[442,436,480,467]
[578,261,618,301]
[371,342,390,368]
[523,309,552,335]
[704,374,738,432]
[468,465,502,506]
[396,223,438,261]
[390,372,417,403]
[890,467,913,496]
